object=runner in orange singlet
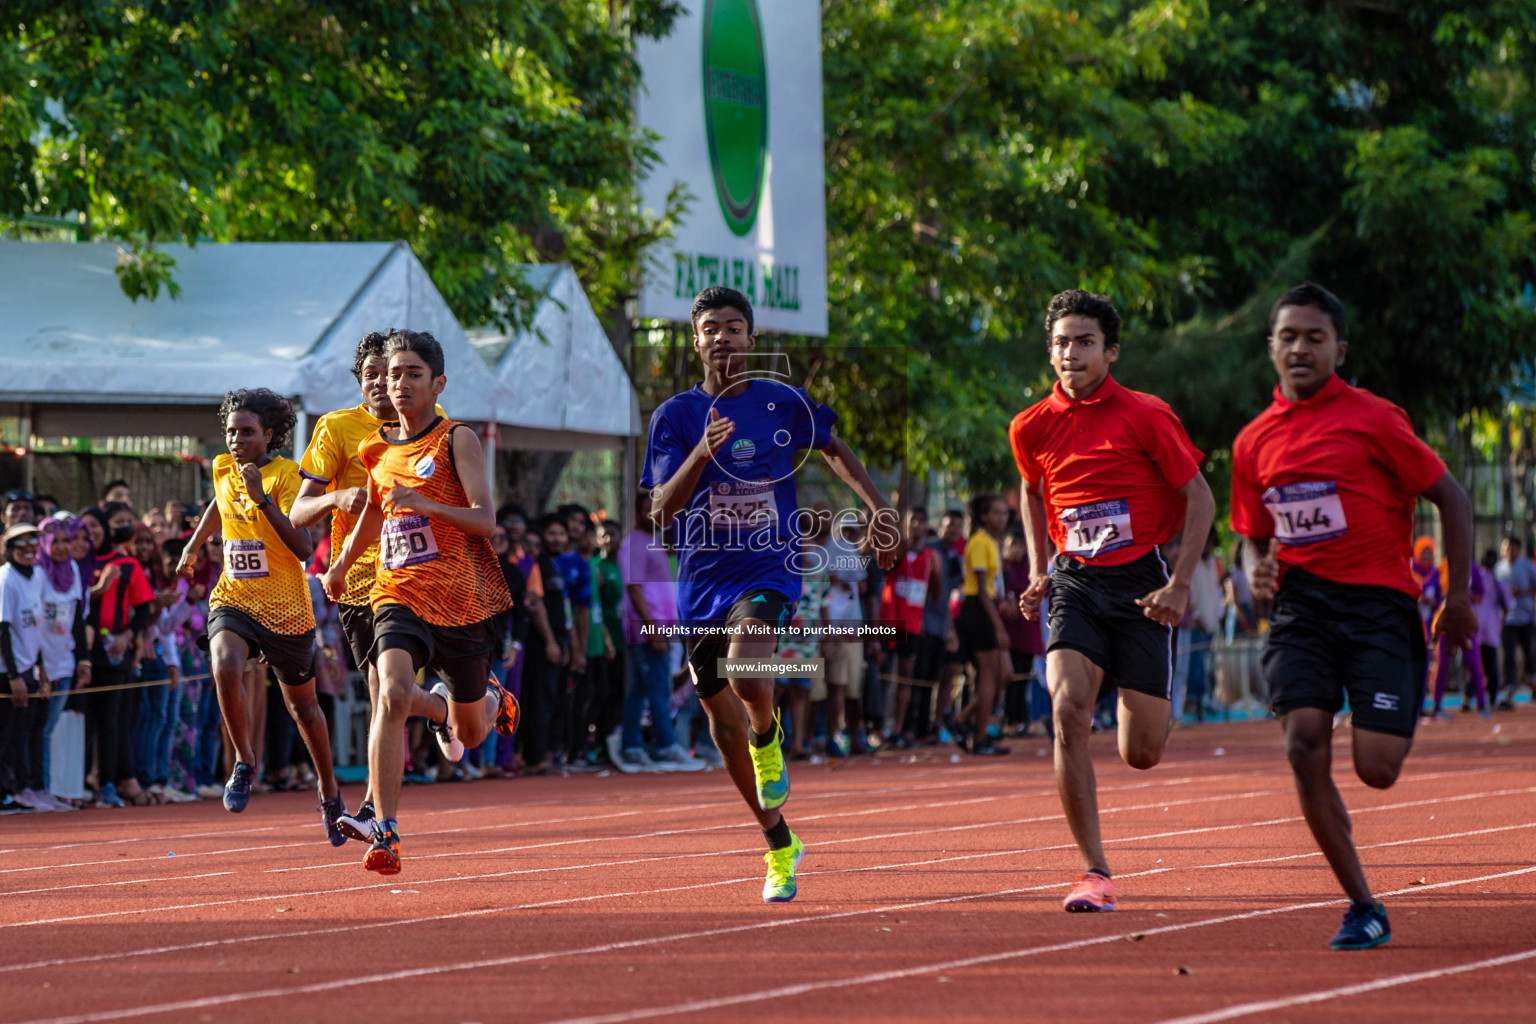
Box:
[323,330,515,874]
[291,331,449,844]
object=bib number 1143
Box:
[1060,500,1133,557]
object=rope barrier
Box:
[38,672,213,696]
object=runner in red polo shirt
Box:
[1231,281,1475,951]
[1012,289,1215,913]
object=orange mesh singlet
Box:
[358,416,510,627]
[208,454,317,635]
[300,403,447,606]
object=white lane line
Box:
[0,773,1042,873]
[4,807,1529,976]
[0,872,233,898]
[1153,947,1536,1024]
[0,785,1284,911]
[537,867,1536,1024]
[7,775,1531,912]
[14,864,1534,1024]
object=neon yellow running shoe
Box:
[762,831,805,903]
[748,710,790,810]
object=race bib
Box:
[225,539,269,579]
[895,576,928,605]
[380,514,440,570]
[708,480,778,531]
[1060,500,1133,557]
[1263,481,1348,546]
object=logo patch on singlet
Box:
[730,437,756,463]
[414,454,436,479]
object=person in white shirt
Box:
[0,524,57,811]
[36,517,90,808]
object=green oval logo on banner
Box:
[702,0,768,238]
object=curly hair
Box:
[1045,289,1122,350]
[218,388,297,450]
[351,330,391,383]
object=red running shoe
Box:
[488,676,521,738]
[1063,872,1116,912]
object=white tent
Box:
[471,263,642,451]
[0,239,501,441]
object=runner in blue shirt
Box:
[644,286,896,903]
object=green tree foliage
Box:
[0,0,683,326]
[815,0,1536,490]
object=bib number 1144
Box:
[1262,481,1348,546]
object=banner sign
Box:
[636,0,827,336]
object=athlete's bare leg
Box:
[278,678,340,801]
[891,653,916,737]
[726,626,780,735]
[243,659,265,774]
[701,685,781,831]
[370,650,447,822]
[1284,708,1410,905]
[1048,648,1111,875]
[1117,688,1172,770]
[210,633,258,766]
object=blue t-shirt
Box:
[640,379,837,627]
[554,552,593,610]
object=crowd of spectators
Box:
[4,477,1530,813]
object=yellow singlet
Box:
[209,453,316,635]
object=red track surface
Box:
[2,715,1533,1023]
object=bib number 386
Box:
[225,539,269,579]
[381,514,440,570]
[1262,481,1348,546]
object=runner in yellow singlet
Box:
[176,388,346,845]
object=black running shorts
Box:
[957,594,1000,654]
[337,601,376,672]
[372,602,493,704]
[1263,568,1426,738]
[685,588,796,700]
[205,606,316,687]
[1046,550,1172,700]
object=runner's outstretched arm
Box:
[1423,470,1476,649]
[381,427,495,538]
[820,435,897,568]
[650,408,734,528]
[322,500,384,602]
[175,503,224,579]
[1135,473,1216,627]
[1018,477,1052,621]
[291,478,367,531]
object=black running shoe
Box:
[1330,900,1391,950]
[223,761,255,813]
[319,795,348,847]
[336,800,377,843]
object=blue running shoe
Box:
[319,795,348,847]
[223,761,255,813]
[1330,901,1391,950]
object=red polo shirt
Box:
[1009,374,1203,566]
[1230,373,1445,598]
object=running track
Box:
[2,715,1531,1023]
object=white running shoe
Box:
[650,744,706,772]
[428,682,465,762]
[616,747,662,773]
[161,786,198,803]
